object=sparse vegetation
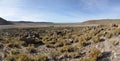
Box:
[92,35,100,43]
[33,55,48,61]
[81,48,102,61]
[11,48,19,55]
[6,55,16,61]
[17,53,32,61]
[27,44,36,53]
[0,24,119,61]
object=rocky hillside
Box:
[0,17,13,25]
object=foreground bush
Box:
[81,48,102,61]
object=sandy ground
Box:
[0,23,99,29]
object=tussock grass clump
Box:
[68,51,82,58]
[78,36,88,47]
[33,55,48,61]
[6,55,16,61]
[92,35,100,43]
[49,51,60,60]
[11,48,19,55]
[81,48,102,61]
[78,40,87,47]
[59,45,79,53]
[105,32,112,39]
[16,53,32,61]
[27,44,36,53]
[6,40,20,48]
[54,41,64,47]
[0,42,3,48]
[60,45,74,53]
[111,39,119,46]
[88,48,101,58]
[112,28,120,36]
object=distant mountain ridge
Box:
[13,21,54,24]
[81,19,120,25]
[0,17,54,25]
[1,17,120,25]
[0,17,13,25]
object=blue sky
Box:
[0,0,120,23]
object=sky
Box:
[0,0,120,23]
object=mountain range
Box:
[0,17,120,25]
[0,17,13,25]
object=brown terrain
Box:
[82,19,120,25]
[0,18,120,61]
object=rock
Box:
[110,24,118,27]
[19,32,43,44]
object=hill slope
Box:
[81,19,120,25]
[0,17,13,25]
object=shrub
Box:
[78,36,89,47]
[16,53,32,61]
[88,48,101,58]
[79,36,86,42]
[60,45,74,53]
[6,55,16,61]
[81,48,101,61]
[33,55,48,61]
[111,39,119,46]
[6,40,20,48]
[73,36,79,43]
[49,51,60,60]
[69,51,81,58]
[45,42,54,48]
[54,41,64,47]
[105,32,112,39]
[112,28,120,36]
[81,57,96,61]
[0,42,3,48]
[11,48,19,55]
[54,39,70,47]
[92,35,100,43]
[27,44,36,53]
[20,41,26,46]
[78,40,87,47]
